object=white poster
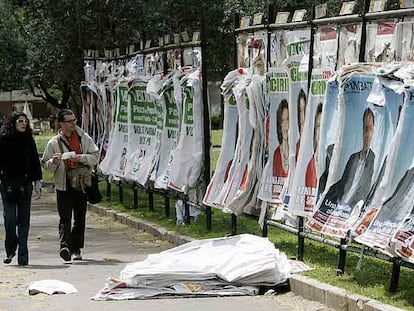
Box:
[280,28,311,212]
[355,87,414,253]
[203,91,238,207]
[168,70,204,193]
[288,69,332,216]
[154,82,181,189]
[257,68,289,207]
[123,80,161,186]
[99,82,130,177]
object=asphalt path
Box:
[0,188,334,311]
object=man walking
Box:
[42,109,99,262]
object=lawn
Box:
[34,132,55,183]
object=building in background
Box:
[0,89,57,134]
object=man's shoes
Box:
[3,253,15,264]
[59,247,71,261]
[72,252,82,261]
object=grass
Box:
[211,129,222,147]
[36,129,414,310]
[34,132,55,183]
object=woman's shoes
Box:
[3,253,15,264]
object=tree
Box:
[1,0,350,112]
[0,0,26,90]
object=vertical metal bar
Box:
[165,195,170,218]
[200,13,212,231]
[231,214,237,236]
[337,238,347,275]
[234,12,240,67]
[297,216,305,261]
[148,190,154,211]
[118,182,123,203]
[359,0,371,62]
[133,184,138,209]
[262,221,268,237]
[184,197,190,225]
[106,175,111,201]
[162,50,168,75]
[389,261,401,293]
[206,206,212,231]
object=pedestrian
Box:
[42,109,99,262]
[0,111,42,266]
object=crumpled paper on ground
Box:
[28,280,77,295]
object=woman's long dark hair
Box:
[0,111,32,137]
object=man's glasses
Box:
[62,118,77,123]
[16,119,28,124]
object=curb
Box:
[87,203,405,311]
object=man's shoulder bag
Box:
[58,137,102,204]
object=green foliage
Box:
[211,129,223,146]
[0,0,26,90]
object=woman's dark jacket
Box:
[0,133,42,182]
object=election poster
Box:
[226,74,266,215]
[352,79,404,237]
[269,30,287,68]
[257,68,290,210]
[280,28,311,212]
[307,73,387,238]
[355,87,414,253]
[99,81,130,177]
[337,24,362,67]
[216,77,253,208]
[313,26,338,70]
[288,68,332,216]
[316,79,339,198]
[123,79,162,186]
[168,70,204,193]
[203,87,238,207]
[391,210,414,263]
[98,81,117,163]
[154,81,181,189]
[365,21,396,63]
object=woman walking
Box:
[0,112,42,266]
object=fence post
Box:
[297,216,305,261]
[389,260,401,293]
[200,13,212,232]
[106,175,111,201]
[231,214,237,235]
[118,182,123,203]
[206,206,212,231]
[133,184,138,209]
[165,195,170,218]
[337,238,347,275]
[148,190,154,211]
[184,196,190,225]
[262,218,268,237]
[359,0,371,62]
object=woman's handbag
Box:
[86,173,102,204]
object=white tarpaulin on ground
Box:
[93,234,291,300]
